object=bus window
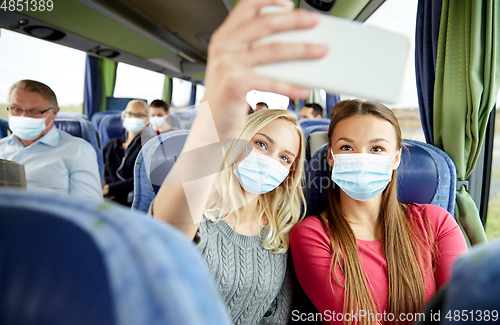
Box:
[246,90,290,110]
[485,94,500,240]
[113,62,164,103]
[195,84,206,106]
[0,28,85,120]
[171,78,192,109]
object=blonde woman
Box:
[151,0,327,323]
[290,100,468,325]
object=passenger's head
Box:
[207,109,306,253]
[329,99,350,120]
[149,99,169,131]
[327,99,402,202]
[300,103,323,119]
[254,102,268,111]
[122,100,149,135]
[7,80,60,141]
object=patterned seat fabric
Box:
[132,130,189,212]
[0,190,231,325]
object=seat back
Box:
[91,110,122,130]
[99,113,126,147]
[303,125,328,161]
[298,118,331,129]
[0,117,9,139]
[56,111,89,120]
[308,131,328,160]
[0,190,231,325]
[54,117,104,181]
[106,97,145,111]
[132,130,189,212]
[169,109,198,129]
[305,139,457,216]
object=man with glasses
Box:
[0,79,102,200]
[102,99,149,206]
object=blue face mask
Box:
[150,116,165,127]
[9,116,48,141]
[233,151,290,194]
[330,151,395,201]
[123,117,145,133]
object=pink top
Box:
[290,204,468,324]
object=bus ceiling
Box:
[0,0,384,83]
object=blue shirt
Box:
[0,127,102,200]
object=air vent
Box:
[24,26,65,41]
[96,49,120,58]
[299,0,337,13]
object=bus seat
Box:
[303,125,328,161]
[166,113,184,130]
[107,97,146,112]
[305,139,457,217]
[298,118,331,129]
[91,110,121,130]
[132,130,189,212]
[0,117,9,139]
[54,117,104,181]
[56,111,89,120]
[169,109,198,130]
[99,114,126,147]
[308,131,328,160]
[0,190,230,325]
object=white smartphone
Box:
[253,7,410,104]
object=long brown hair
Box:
[320,99,435,325]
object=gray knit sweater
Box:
[197,213,293,325]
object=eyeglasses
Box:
[123,111,148,118]
[7,106,52,118]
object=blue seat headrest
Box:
[298,118,331,129]
[90,110,122,130]
[54,119,83,138]
[99,114,126,146]
[305,140,456,216]
[0,207,115,325]
[0,117,9,139]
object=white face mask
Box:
[150,116,165,127]
[9,116,48,140]
[330,151,396,201]
[123,117,145,133]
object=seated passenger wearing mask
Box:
[102,100,149,206]
[0,79,102,200]
[149,99,175,133]
[300,103,323,119]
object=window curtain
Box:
[84,55,117,118]
[433,0,500,245]
[415,0,442,144]
[162,76,173,106]
[189,84,197,107]
[98,58,117,112]
[325,93,340,118]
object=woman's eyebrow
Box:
[370,138,390,143]
[256,133,274,144]
[336,137,353,143]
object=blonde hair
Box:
[125,99,149,114]
[9,80,58,109]
[206,109,306,254]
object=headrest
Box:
[305,140,456,216]
[100,114,126,146]
[149,132,189,193]
[0,190,231,325]
[90,111,121,129]
[55,119,83,138]
[298,118,331,129]
[0,117,9,139]
[106,97,146,111]
[56,111,88,120]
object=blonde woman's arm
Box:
[152,0,327,240]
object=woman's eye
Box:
[371,146,384,153]
[280,155,290,164]
[340,145,352,151]
[256,141,267,150]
